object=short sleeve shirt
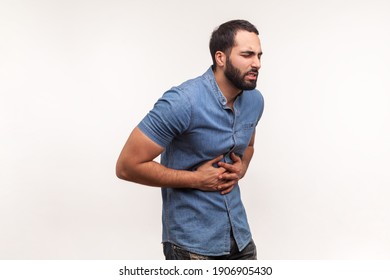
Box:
[138,67,264,255]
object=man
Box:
[116,19,264,260]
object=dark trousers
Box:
[163,237,257,260]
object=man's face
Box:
[224,30,262,91]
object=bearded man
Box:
[116,19,264,260]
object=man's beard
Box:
[224,56,258,90]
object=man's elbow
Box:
[115,163,126,180]
[116,161,134,182]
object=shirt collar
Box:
[203,66,228,107]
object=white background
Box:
[1,0,389,259]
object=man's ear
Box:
[215,51,226,67]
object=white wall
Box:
[1,0,389,259]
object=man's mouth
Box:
[246,71,258,80]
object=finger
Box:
[217,167,227,175]
[208,155,224,165]
[219,172,239,181]
[217,179,238,191]
[220,184,235,195]
[230,152,241,162]
[218,162,238,173]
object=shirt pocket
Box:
[241,122,255,130]
[234,122,256,153]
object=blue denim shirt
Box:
[138,67,264,256]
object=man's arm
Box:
[239,129,256,177]
[116,127,235,192]
[217,129,257,194]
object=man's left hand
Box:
[217,153,246,195]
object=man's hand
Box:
[217,153,245,195]
[193,155,227,192]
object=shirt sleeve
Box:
[255,90,265,126]
[138,88,192,148]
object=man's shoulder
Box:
[159,73,208,106]
[243,88,264,103]
[175,71,209,92]
[165,71,211,102]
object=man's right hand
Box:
[193,155,235,194]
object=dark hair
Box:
[209,19,259,69]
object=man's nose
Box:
[252,56,261,69]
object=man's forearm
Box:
[240,146,254,178]
[117,160,198,188]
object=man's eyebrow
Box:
[241,50,263,56]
